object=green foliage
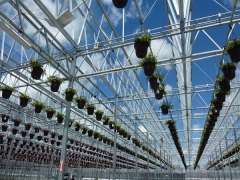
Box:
[64,87,77,94]
[214,88,231,95]
[215,75,229,85]
[94,109,104,115]
[69,119,74,123]
[74,122,82,128]
[88,129,93,134]
[30,101,46,108]
[139,52,158,68]
[0,85,16,92]
[224,38,240,54]
[46,75,64,83]
[103,115,110,121]
[85,103,95,109]
[56,112,64,118]
[44,107,56,114]
[220,62,236,70]
[146,73,164,82]
[29,59,43,68]
[158,85,167,95]
[134,34,151,46]
[160,101,173,109]
[19,94,31,101]
[74,96,87,103]
[93,131,100,136]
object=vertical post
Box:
[4,136,14,180]
[113,95,118,180]
[225,137,232,180]
[134,120,138,180]
[58,56,76,180]
[122,8,125,43]
[233,128,240,168]
[214,149,220,180]
[219,144,225,180]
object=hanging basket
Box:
[2,125,8,132]
[58,135,63,140]
[216,93,226,103]
[94,134,98,139]
[31,67,43,80]
[219,80,230,93]
[56,141,61,146]
[21,131,27,137]
[50,140,55,145]
[12,128,18,135]
[43,131,49,136]
[2,115,9,123]
[57,117,63,123]
[143,62,156,76]
[50,81,60,92]
[37,136,42,141]
[29,133,34,139]
[25,123,32,130]
[2,89,12,99]
[161,107,169,115]
[13,120,21,127]
[214,101,223,111]
[134,41,149,58]
[34,127,40,133]
[154,90,163,100]
[46,111,54,119]
[82,129,87,134]
[149,78,158,90]
[51,133,56,138]
[77,101,86,109]
[87,108,94,115]
[222,66,236,80]
[228,45,240,63]
[95,113,103,121]
[112,0,128,8]
[65,91,74,101]
[34,106,42,113]
[88,131,93,137]
[20,98,29,107]
[109,123,114,129]
[103,119,109,125]
[75,127,80,131]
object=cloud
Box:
[192,124,201,129]
[223,0,240,8]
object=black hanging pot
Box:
[75,127,80,131]
[82,129,87,134]
[57,117,63,123]
[112,0,128,8]
[103,119,109,125]
[222,66,236,80]
[219,80,230,93]
[51,133,56,138]
[134,41,149,58]
[2,115,9,123]
[161,107,169,115]
[46,111,54,119]
[34,128,40,133]
[35,106,42,113]
[2,125,8,132]
[43,131,49,136]
[228,45,240,63]
[109,123,114,129]
[216,93,226,103]
[25,123,31,130]
[29,133,34,139]
[149,78,158,90]
[65,92,74,101]
[21,131,27,137]
[50,81,60,92]
[58,135,63,140]
[87,108,94,115]
[12,128,18,135]
[31,67,43,80]
[20,98,29,107]
[88,131,93,137]
[143,62,156,76]
[94,134,98,139]
[37,136,42,141]
[95,114,102,121]
[154,90,163,100]
[77,101,85,109]
[2,89,12,99]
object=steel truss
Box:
[0,0,239,179]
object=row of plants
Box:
[164,120,187,169]
[194,38,239,169]
[206,143,240,170]
[215,158,238,170]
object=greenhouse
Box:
[0,0,240,179]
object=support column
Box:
[4,136,14,180]
[225,137,232,180]
[233,128,240,168]
[219,144,225,180]
[58,56,77,180]
[112,95,118,180]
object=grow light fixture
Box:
[0,20,31,49]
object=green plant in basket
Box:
[139,52,158,68]
[158,85,167,95]
[30,101,46,108]
[64,87,77,94]
[46,75,64,84]
[215,75,229,85]
[74,122,82,128]
[0,85,16,92]
[56,112,64,118]
[214,88,231,95]
[44,107,56,114]
[160,101,173,109]
[102,115,110,121]
[134,34,151,46]
[74,96,87,103]
[94,109,104,115]
[220,62,236,70]
[85,103,95,109]
[29,59,43,68]
[223,38,240,54]
[146,73,164,82]
[19,94,31,101]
